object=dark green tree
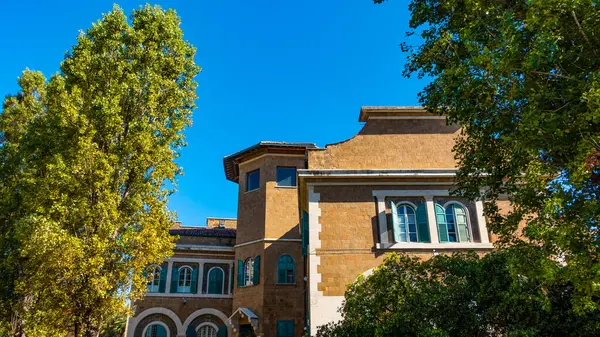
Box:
[317,248,600,337]
[0,5,199,336]
[375,0,600,310]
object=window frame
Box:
[207,266,225,295]
[177,265,193,293]
[147,265,161,293]
[442,201,472,243]
[394,202,419,243]
[244,258,254,286]
[245,169,260,192]
[277,254,296,284]
[142,322,170,337]
[195,322,219,337]
[275,166,297,187]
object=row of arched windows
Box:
[390,201,472,243]
[147,265,228,295]
[143,322,223,337]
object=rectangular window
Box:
[246,169,260,192]
[276,167,296,187]
[276,320,294,337]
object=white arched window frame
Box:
[207,266,225,295]
[244,258,254,286]
[142,321,170,337]
[196,322,219,337]
[442,201,473,243]
[393,201,419,243]
[148,266,161,293]
[177,266,193,293]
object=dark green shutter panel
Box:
[416,203,430,243]
[217,325,227,337]
[170,266,179,293]
[287,320,294,337]
[186,325,196,337]
[208,268,224,294]
[301,211,309,256]
[277,321,284,337]
[156,325,167,337]
[237,260,244,287]
[435,204,449,242]
[253,256,260,285]
[158,265,167,293]
[277,257,286,284]
[191,266,198,294]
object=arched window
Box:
[196,323,217,337]
[178,266,193,293]
[445,203,470,242]
[244,258,254,286]
[277,255,295,284]
[207,267,224,294]
[144,322,168,337]
[147,266,161,293]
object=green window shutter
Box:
[253,256,261,285]
[208,268,224,294]
[237,260,244,287]
[156,324,167,337]
[217,325,227,337]
[287,320,294,337]
[277,256,286,283]
[186,325,195,337]
[435,204,449,242]
[416,203,430,243]
[390,201,406,242]
[190,266,198,294]
[453,205,470,242]
[289,258,295,283]
[158,265,167,293]
[170,266,178,293]
[301,211,309,256]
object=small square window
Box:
[246,169,260,192]
[276,167,297,187]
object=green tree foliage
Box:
[318,248,600,337]
[0,5,200,336]
[374,0,600,310]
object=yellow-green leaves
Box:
[0,4,197,336]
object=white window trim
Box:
[374,189,490,247]
[206,266,225,295]
[177,265,193,293]
[148,266,161,293]
[442,200,474,243]
[142,321,170,337]
[195,322,219,333]
[393,201,419,243]
[244,258,254,287]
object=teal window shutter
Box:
[301,211,309,256]
[390,201,407,242]
[253,256,261,285]
[208,268,224,294]
[277,320,294,337]
[170,266,178,293]
[158,264,167,293]
[217,325,227,337]
[416,203,430,243]
[435,204,449,242]
[277,255,295,284]
[190,266,198,294]
[450,204,470,242]
[237,260,244,287]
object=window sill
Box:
[376,242,494,250]
[275,185,297,189]
[245,188,259,194]
[144,293,233,298]
[276,282,297,285]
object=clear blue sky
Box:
[0,0,427,226]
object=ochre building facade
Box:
[128,106,498,337]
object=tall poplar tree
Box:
[0,5,200,336]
